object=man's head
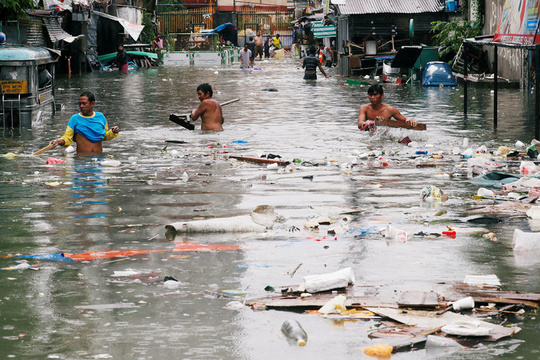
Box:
[318,43,324,49]
[79,91,95,116]
[367,84,384,104]
[256,31,261,36]
[308,47,316,56]
[244,43,249,50]
[368,84,384,96]
[118,45,123,51]
[276,34,280,38]
[196,83,213,101]
[249,37,254,41]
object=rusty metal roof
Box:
[336,0,445,15]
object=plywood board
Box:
[365,307,520,342]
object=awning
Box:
[43,19,80,43]
[92,11,145,41]
[312,21,336,38]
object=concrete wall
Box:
[484,0,527,82]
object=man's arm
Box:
[388,106,417,126]
[191,101,209,121]
[358,105,368,129]
[317,63,329,78]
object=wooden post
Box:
[494,45,498,130]
[464,43,468,116]
[536,45,540,140]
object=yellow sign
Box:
[39,92,52,103]
[0,80,28,94]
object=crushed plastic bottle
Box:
[281,320,308,346]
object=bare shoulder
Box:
[359,104,371,112]
[384,104,400,114]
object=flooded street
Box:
[1,58,540,359]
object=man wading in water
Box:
[49,91,119,154]
[357,84,417,130]
[191,83,224,131]
[302,46,329,80]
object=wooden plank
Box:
[365,307,520,342]
[451,286,540,303]
[398,291,440,308]
[245,294,397,310]
[228,155,290,166]
[373,118,427,131]
[474,297,539,308]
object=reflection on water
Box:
[0,58,539,359]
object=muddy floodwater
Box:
[1,58,540,359]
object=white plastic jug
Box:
[513,228,540,252]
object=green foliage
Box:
[431,0,485,60]
[141,11,155,44]
[156,0,185,13]
[430,19,482,59]
[0,0,35,21]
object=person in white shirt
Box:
[239,43,252,68]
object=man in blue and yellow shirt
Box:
[49,91,119,154]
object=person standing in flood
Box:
[302,47,329,80]
[115,45,129,74]
[357,84,417,130]
[239,43,252,68]
[247,36,256,66]
[191,83,224,131]
[254,31,264,60]
[49,91,119,154]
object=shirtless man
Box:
[191,83,224,131]
[49,91,119,154]
[254,30,264,60]
[357,84,417,130]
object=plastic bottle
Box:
[281,320,308,346]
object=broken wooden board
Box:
[474,297,539,309]
[370,324,433,339]
[374,118,427,131]
[398,291,440,308]
[228,155,290,166]
[365,307,520,342]
[448,285,540,303]
[169,114,195,130]
[245,293,397,310]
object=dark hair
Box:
[308,47,316,55]
[197,83,213,97]
[80,91,95,103]
[368,84,384,96]
[249,37,254,41]
[318,43,324,47]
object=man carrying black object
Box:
[302,47,329,80]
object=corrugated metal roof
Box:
[43,20,78,43]
[336,0,445,15]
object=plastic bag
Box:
[364,343,393,359]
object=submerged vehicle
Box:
[422,61,457,86]
[0,33,59,128]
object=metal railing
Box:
[167,32,222,51]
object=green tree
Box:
[0,0,35,22]
[430,19,482,59]
[141,11,155,43]
[156,0,185,13]
[430,0,484,60]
